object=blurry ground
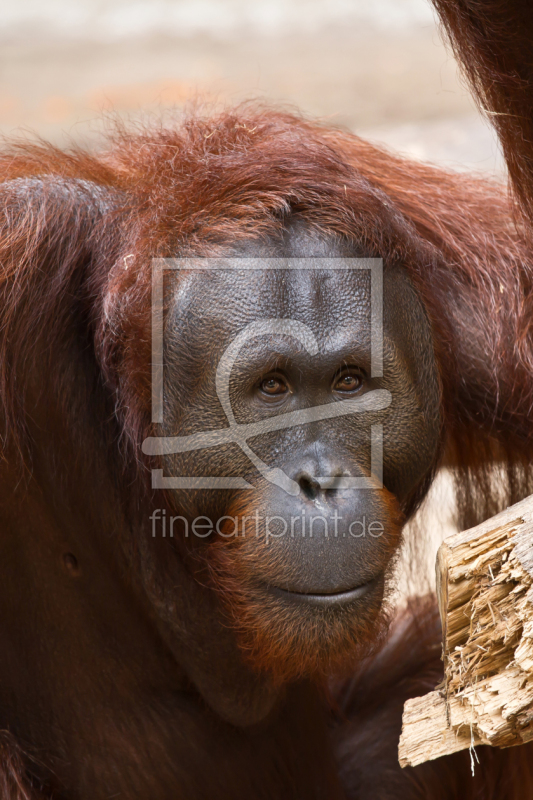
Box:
[0,0,503,593]
[0,0,504,174]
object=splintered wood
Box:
[398,494,533,768]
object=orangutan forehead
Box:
[167,219,369,330]
[167,266,372,345]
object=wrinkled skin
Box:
[0,216,441,799]
[155,221,442,681]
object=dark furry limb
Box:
[331,597,533,799]
[2,599,532,799]
[431,0,533,223]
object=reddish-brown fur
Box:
[1,596,533,798]
[207,488,404,682]
[1,99,533,798]
[2,109,532,524]
[430,0,533,223]
[0,733,38,800]
[332,597,533,799]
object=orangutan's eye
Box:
[259,376,288,396]
[334,370,364,394]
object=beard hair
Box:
[206,492,403,684]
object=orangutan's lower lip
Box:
[267,579,378,606]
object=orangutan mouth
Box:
[268,578,379,607]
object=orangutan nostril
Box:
[298,474,320,501]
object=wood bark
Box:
[399,494,533,768]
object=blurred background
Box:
[1,0,504,174]
[0,0,503,591]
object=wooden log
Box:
[398,494,533,768]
